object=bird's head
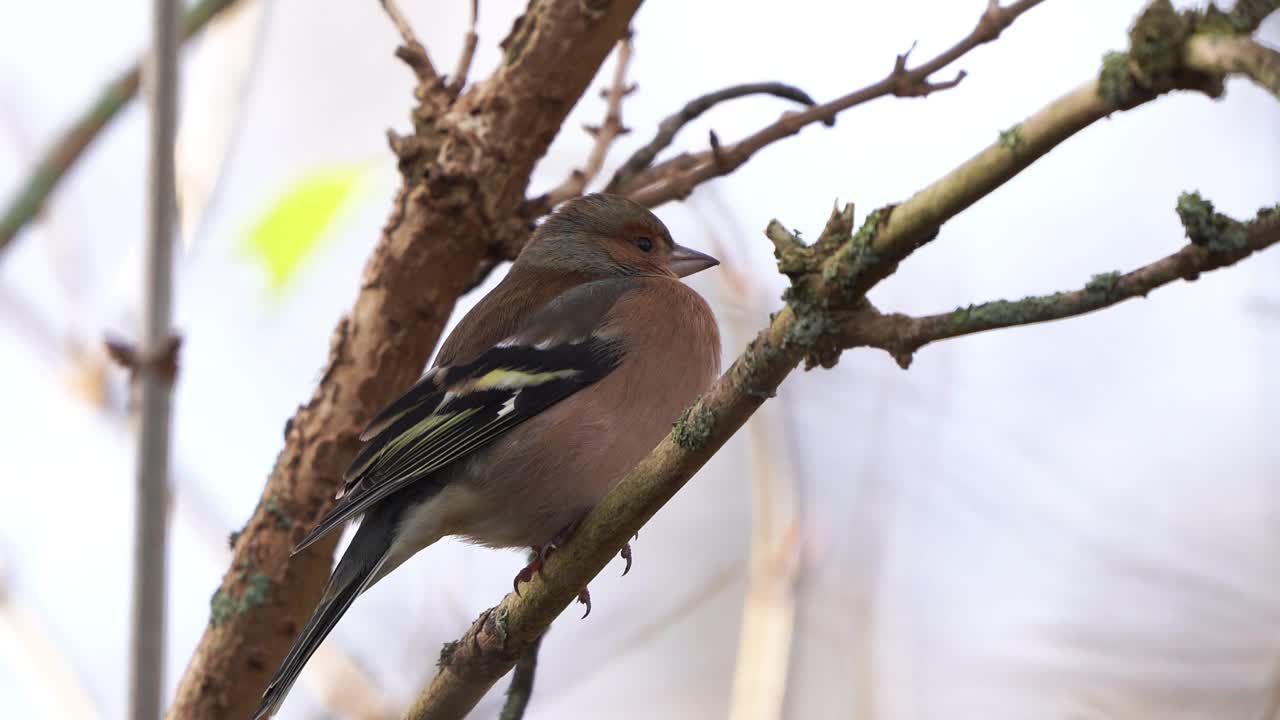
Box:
[518,193,719,279]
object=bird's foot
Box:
[512,547,546,596]
[511,549,592,618]
[512,519,585,595]
[512,520,614,617]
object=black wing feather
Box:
[291,335,624,554]
[356,368,446,442]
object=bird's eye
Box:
[633,236,654,252]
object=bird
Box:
[252,193,722,718]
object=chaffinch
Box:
[253,193,722,718]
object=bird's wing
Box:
[291,279,635,554]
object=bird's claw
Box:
[514,522,603,617]
[620,541,633,576]
[513,549,546,596]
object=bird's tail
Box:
[251,530,389,719]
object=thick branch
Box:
[168,2,642,718]
[844,200,1280,367]
[620,0,1047,207]
[0,0,244,256]
[406,6,1276,717]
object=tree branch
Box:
[168,2,642,718]
[841,198,1280,368]
[600,81,829,196]
[619,0,1048,207]
[448,0,481,96]
[379,0,440,85]
[404,4,1277,717]
[0,0,245,256]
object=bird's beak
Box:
[669,243,720,278]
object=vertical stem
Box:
[498,632,545,720]
[128,0,179,716]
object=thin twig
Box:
[0,0,244,257]
[448,0,480,97]
[127,0,180,715]
[842,200,1280,367]
[537,33,635,208]
[621,0,1047,207]
[498,633,544,720]
[380,0,440,84]
[602,82,829,195]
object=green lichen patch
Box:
[784,306,836,348]
[265,494,294,529]
[1222,0,1280,33]
[1128,0,1193,89]
[1098,0,1203,108]
[672,402,717,451]
[949,293,1067,330]
[438,640,461,668]
[1098,0,1275,107]
[998,123,1026,154]
[1194,4,1241,35]
[209,571,272,627]
[1085,271,1122,299]
[823,207,885,292]
[851,207,883,247]
[780,285,836,348]
[1176,191,1248,253]
[1098,51,1137,107]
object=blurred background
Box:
[1,1,1278,718]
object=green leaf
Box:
[240,163,371,290]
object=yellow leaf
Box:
[240,163,371,290]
